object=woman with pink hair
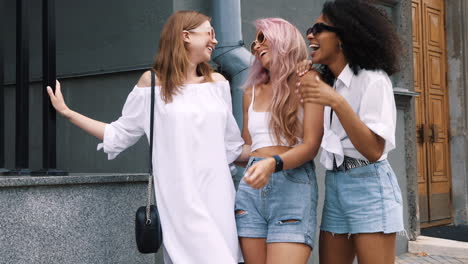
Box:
[235,18,323,263]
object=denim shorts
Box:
[320,159,404,235]
[235,157,318,248]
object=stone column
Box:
[446,0,468,225]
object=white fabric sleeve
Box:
[221,82,244,163]
[358,75,396,155]
[97,87,149,160]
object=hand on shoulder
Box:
[299,70,321,84]
[137,70,159,88]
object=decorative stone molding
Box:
[394,87,419,110]
[372,0,398,7]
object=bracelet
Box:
[272,155,283,173]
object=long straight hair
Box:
[244,18,308,145]
[153,10,214,103]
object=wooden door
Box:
[412,0,452,227]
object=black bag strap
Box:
[149,70,155,175]
[145,70,156,223]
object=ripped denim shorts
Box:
[234,157,318,248]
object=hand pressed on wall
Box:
[47,80,72,118]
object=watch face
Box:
[273,155,283,172]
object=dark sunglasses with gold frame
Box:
[306,23,341,36]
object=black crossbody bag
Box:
[135,70,163,254]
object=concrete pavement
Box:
[396,253,468,263]
[395,235,468,264]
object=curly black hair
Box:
[317,0,402,84]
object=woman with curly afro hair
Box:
[297,0,405,263]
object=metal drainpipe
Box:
[211,0,252,181]
[211,0,252,127]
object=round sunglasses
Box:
[250,31,266,55]
[184,27,216,41]
[306,23,341,36]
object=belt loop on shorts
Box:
[246,157,255,168]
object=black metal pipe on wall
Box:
[13,0,31,175]
[0,0,7,174]
[32,0,66,176]
[0,36,4,169]
[42,0,56,170]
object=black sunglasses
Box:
[306,23,341,36]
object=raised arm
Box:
[298,74,386,162]
[277,72,324,169]
[47,80,107,140]
[48,71,152,160]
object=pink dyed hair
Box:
[244,18,308,145]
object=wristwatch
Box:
[272,155,284,172]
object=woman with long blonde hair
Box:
[47,10,249,263]
[235,18,323,264]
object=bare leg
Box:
[353,232,396,264]
[319,231,355,264]
[266,242,311,264]
[239,237,267,264]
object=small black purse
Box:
[135,70,163,254]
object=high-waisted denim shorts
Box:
[235,157,318,248]
[320,159,404,235]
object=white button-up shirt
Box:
[320,64,396,170]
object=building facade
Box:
[1,0,468,263]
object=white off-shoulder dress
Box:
[97,80,244,263]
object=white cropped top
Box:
[248,86,302,152]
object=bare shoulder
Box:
[137,70,159,88]
[243,86,253,97]
[243,86,253,106]
[211,72,227,82]
[300,70,321,84]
